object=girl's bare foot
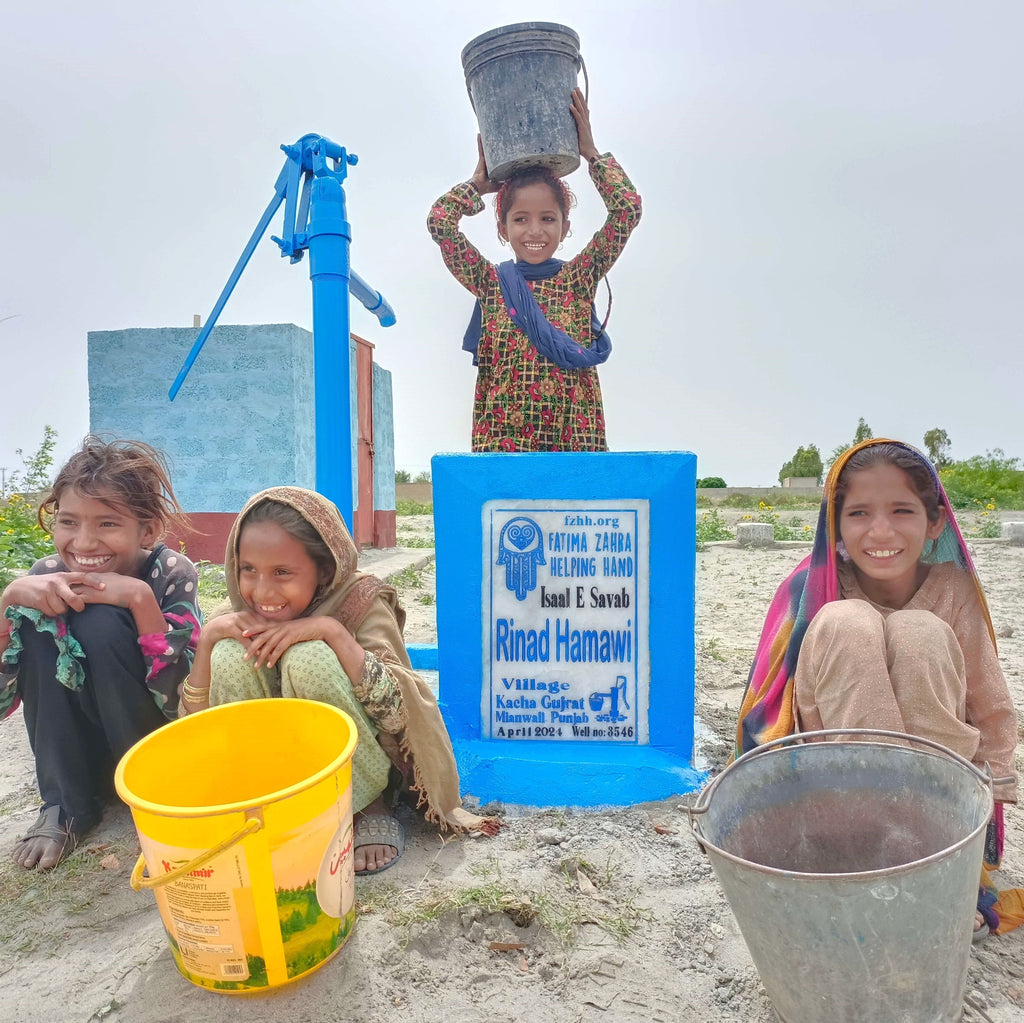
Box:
[10,805,80,871]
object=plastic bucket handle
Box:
[130,815,264,892]
[689,728,997,839]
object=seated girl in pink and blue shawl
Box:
[737,439,1022,939]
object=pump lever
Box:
[168,134,394,401]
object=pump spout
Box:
[349,270,396,327]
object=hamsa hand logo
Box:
[496,516,546,600]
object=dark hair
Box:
[40,437,189,539]
[834,443,943,524]
[495,165,576,234]
[240,499,336,583]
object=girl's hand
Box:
[570,87,599,162]
[2,573,104,617]
[74,572,144,609]
[75,573,167,635]
[241,617,341,670]
[200,611,261,648]
[471,134,498,196]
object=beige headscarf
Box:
[221,486,497,834]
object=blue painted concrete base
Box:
[406,643,439,670]
[450,737,708,807]
[408,643,707,805]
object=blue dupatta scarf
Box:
[462,258,610,369]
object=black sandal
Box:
[11,804,89,870]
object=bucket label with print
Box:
[141,835,255,985]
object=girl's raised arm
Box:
[569,88,643,284]
[427,136,497,298]
[571,88,600,162]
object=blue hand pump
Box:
[168,134,395,531]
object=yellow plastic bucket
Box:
[114,698,358,994]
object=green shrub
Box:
[960,500,1003,538]
[939,451,1024,509]
[0,494,53,588]
[754,502,815,542]
[696,509,734,549]
[697,476,726,488]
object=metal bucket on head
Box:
[690,730,994,1023]
[462,22,584,181]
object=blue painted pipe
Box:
[166,133,396,533]
[308,173,354,528]
[168,167,289,401]
[350,270,396,327]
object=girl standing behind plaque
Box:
[428,89,642,452]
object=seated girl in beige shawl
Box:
[181,487,497,874]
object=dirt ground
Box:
[1,515,1022,1023]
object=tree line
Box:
[777,422,1023,508]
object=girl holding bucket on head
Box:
[736,439,1022,939]
[181,487,498,875]
[428,88,642,451]
[0,438,200,870]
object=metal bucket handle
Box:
[689,729,1005,835]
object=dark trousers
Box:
[17,604,167,827]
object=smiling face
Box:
[498,182,570,263]
[838,463,946,607]
[237,520,328,622]
[53,488,156,577]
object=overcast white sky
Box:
[2,1,1021,489]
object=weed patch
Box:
[744,503,815,542]
[195,560,228,617]
[701,637,726,663]
[398,535,435,549]
[356,842,649,952]
[397,500,433,516]
[962,500,1003,538]
[391,565,424,589]
[695,509,733,550]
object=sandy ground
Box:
[1,515,1022,1023]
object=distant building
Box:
[88,323,396,562]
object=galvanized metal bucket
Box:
[690,730,994,1023]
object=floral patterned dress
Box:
[428,154,642,451]
[1,543,200,720]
